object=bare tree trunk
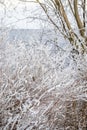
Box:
[55,0,72,30]
[83,0,86,28]
[74,0,85,37]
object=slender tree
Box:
[36,0,87,53]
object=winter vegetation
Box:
[0,29,87,130]
[35,0,87,53]
[0,0,87,130]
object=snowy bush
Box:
[0,34,87,130]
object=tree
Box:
[36,0,87,53]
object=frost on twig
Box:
[0,33,87,130]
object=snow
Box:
[0,30,87,129]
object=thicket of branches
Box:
[0,1,87,129]
[0,36,87,129]
[36,0,87,53]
